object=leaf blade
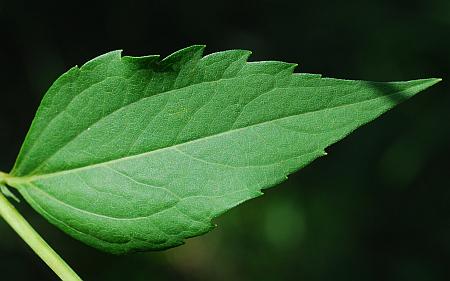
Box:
[7,46,441,253]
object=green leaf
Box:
[4,45,440,254]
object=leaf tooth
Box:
[200,49,252,79]
[240,61,297,76]
[121,54,161,69]
[201,49,252,67]
[79,50,122,72]
[159,45,206,68]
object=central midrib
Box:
[7,84,419,186]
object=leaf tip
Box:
[433,78,443,86]
[419,77,442,89]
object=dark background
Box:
[0,0,449,280]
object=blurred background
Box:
[0,0,449,280]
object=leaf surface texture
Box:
[7,46,440,253]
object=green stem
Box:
[0,189,82,281]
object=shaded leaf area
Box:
[6,46,439,253]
